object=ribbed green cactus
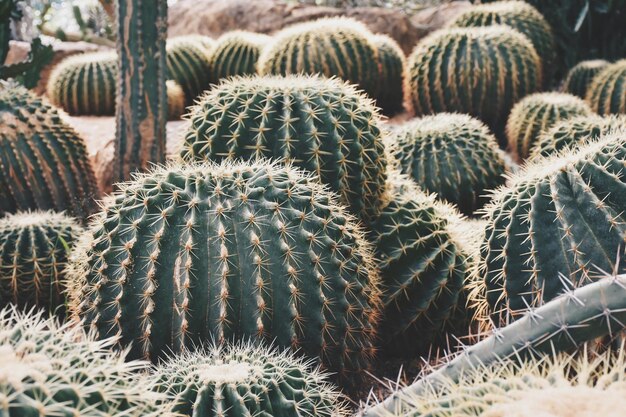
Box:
[0,306,171,416]
[562,59,610,99]
[0,85,100,218]
[167,37,212,103]
[69,160,381,384]
[166,80,186,120]
[405,26,542,132]
[372,34,405,116]
[587,59,626,115]
[258,17,380,99]
[180,75,388,224]
[449,1,555,86]
[152,342,349,417]
[506,92,592,161]
[209,31,271,84]
[171,34,214,55]
[391,113,508,215]
[530,114,626,159]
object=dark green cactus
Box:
[587,59,626,115]
[405,26,542,133]
[209,31,271,84]
[179,75,388,224]
[562,59,610,99]
[0,84,100,218]
[69,160,381,385]
[372,34,405,116]
[506,92,592,161]
[166,37,212,104]
[391,113,508,215]
[0,0,17,64]
[258,17,380,100]
[174,34,215,55]
[152,342,349,417]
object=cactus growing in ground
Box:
[405,26,542,133]
[391,113,508,215]
[166,37,212,103]
[69,160,381,384]
[258,17,380,99]
[180,75,388,224]
[0,85,100,218]
[371,34,405,116]
[506,92,592,161]
[209,31,271,84]
[562,59,610,99]
[587,59,626,115]
[152,342,349,417]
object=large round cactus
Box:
[166,38,212,103]
[0,85,100,218]
[506,92,592,161]
[587,59,626,115]
[372,34,405,116]
[562,59,610,99]
[69,160,381,384]
[209,31,271,84]
[258,17,379,99]
[405,26,542,132]
[180,75,388,223]
[390,113,508,215]
[152,342,349,417]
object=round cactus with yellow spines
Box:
[562,59,610,98]
[209,31,271,83]
[586,59,626,115]
[372,34,405,116]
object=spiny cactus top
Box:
[171,34,215,55]
[506,92,592,161]
[390,113,508,215]
[405,26,542,132]
[587,59,626,115]
[258,17,380,99]
[0,306,171,416]
[180,75,388,223]
[209,31,271,84]
[562,59,610,99]
[0,85,100,218]
[152,342,349,417]
[166,37,212,103]
[371,34,405,116]
[69,160,381,384]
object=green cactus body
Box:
[70,160,381,384]
[372,34,405,116]
[171,34,215,55]
[391,113,508,215]
[562,59,610,99]
[587,59,626,115]
[180,75,388,224]
[167,37,212,103]
[0,85,100,218]
[506,92,592,161]
[209,31,271,84]
[405,26,542,133]
[166,80,186,120]
[152,343,349,417]
[0,0,18,64]
[258,17,380,100]
[449,1,556,87]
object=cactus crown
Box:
[166,38,212,103]
[209,31,271,84]
[587,59,626,115]
[171,34,215,55]
[562,59,610,98]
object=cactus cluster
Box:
[166,37,212,103]
[372,34,405,116]
[209,31,271,84]
[562,59,610,98]
[505,92,592,161]
[587,59,626,115]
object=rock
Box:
[411,1,472,31]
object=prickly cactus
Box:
[172,34,215,55]
[166,80,186,120]
[372,34,405,116]
[209,31,271,84]
[562,59,610,99]
[167,37,212,103]
[587,59,626,115]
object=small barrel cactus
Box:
[179,75,388,223]
[171,34,215,55]
[390,113,508,215]
[258,17,379,99]
[506,92,592,161]
[562,59,610,98]
[405,26,542,132]
[69,160,381,384]
[372,34,405,116]
[0,85,100,218]
[587,59,626,115]
[166,80,186,120]
[152,342,349,417]
[209,31,271,84]
[166,37,212,103]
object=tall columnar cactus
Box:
[390,113,508,215]
[449,0,556,86]
[166,80,186,120]
[372,34,405,116]
[69,160,381,384]
[115,0,168,182]
[152,343,349,417]
[364,274,626,416]
[0,306,171,416]
[587,59,626,115]
[258,17,380,99]
[562,59,610,99]
[166,37,212,103]
[506,92,592,161]
[405,26,542,133]
[0,85,100,218]
[209,31,271,84]
[180,75,388,224]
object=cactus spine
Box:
[209,31,271,84]
[372,34,405,116]
[587,59,626,115]
[166,37,212,103]
[563,59,610,99]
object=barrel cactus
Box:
[587,59,626,115]
[506,92,592,161]
[166,37,212,103]
[562,59,610,98]
[390,113,508,215]
[209,31,271,84]
[0,85,100,218]
[69,160,381,384]
[258,17,379,99]
[405,26,542,132]
[166,80,186,120]
[180,75,388,223]
[172,34,215,55]
[152,342,349,417]
[372,34,405,116]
